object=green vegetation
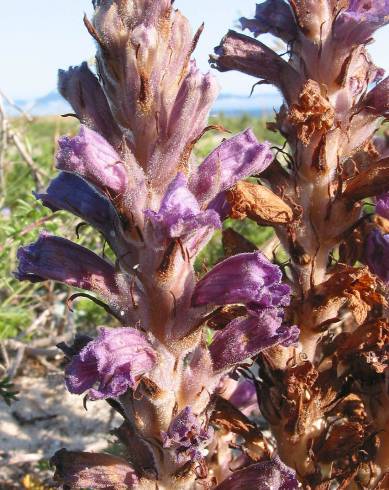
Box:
[0,113,283,341]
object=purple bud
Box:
[15,233,118,295]
[161,407,213,464]
[56,125,128,196]
[364,229,389,282]
[240,0,297,43]
[65,327,157,400]
[189,130,273,208]
[376,193,389,220]
[191,252,291,309]
[145,172,221,244]
[214,456,298,490]
[51,449,138,489]
[58,63,122,147]
[209,310,299,371]
[35,172,121,239]
[334,0,389,46]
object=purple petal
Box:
[35,172,121,239]
[58,63,122,147]
[214,456,298,490]
[145,172,221,242]
[376,193,389,220]
[56,125,128,196]
[189,130,273,207]
[161,407,213,464]
[240,0,297,43]
[65,327,157,400]
[364,229,389,282]
[191,252,291,309]
[15,233,118,295]
[209,310,298,371]
[229,379,257,410]
[334,0,389,46]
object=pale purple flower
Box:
[214,456,298,490]
[229,379,257,411]
[191,252,291,309]
[364,76,389,117]
[145,172,221,243]
[65,327,157,400]
[364,229,389,282]
[334,0,389,46]
[161,407,213,464]
[56,125,128,196]
[209,310,299,372]
[189,129,273,208]
[58,63,122,148]
[15,233,118,296]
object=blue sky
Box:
[0,1,388,99]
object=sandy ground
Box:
[0,373,121,488]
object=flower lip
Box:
[65,327,157,400]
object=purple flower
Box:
[65,327,157,400]
[334,0,389,46]
[229,379,257,411]
[35,172,121,239]
[364,229,389,282]
[214,456,298,490]
[58,63,122,148]
[56,125,128,196]
[161,407,213,464]
[189,130,273,208]
[240,0,297,43]
[191,252,291,309]
[376,193,389,220]
[209,310,299,372]
[145,172,221,245]
[15,233,118,296]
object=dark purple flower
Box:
[35,172,121,239]
[65,327,157,400]
[145,172,221,243]
[376,193,389,220]
[51,449,138,489]
[364,229,389,282]
[240,0,297,43]
[191,252,291,309]
[189,130,273,208]
[209,310,299,371]
[161,407,213,464]
[334,0,389,46]
[56,125,128,196]
[214,456,298,490]
[58,63,122,147]
[15,233,118,295]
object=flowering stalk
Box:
[16,1,300,488]
[212,0,389,487]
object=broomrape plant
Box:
[14,0,389,489]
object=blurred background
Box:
[0,2,388,488]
